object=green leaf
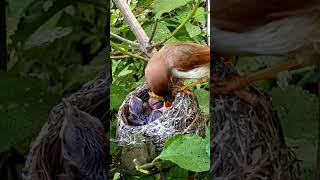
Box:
[24,26,72,48]
[144,21,178,44]
[270,86,318,139]
[185,22,201,38]
[156,134,210,172]
[10,0,72,47]
[153,0,192,19]
[194,7,206,23]
[194,89,209,118]
[0,73,60,154]
[110,84,129,110]
[270,86,319,179]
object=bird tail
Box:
[195,46,211,63]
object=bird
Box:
[145,42,210,99]
[59,99,108,180]
[128,95,149,126]
[212,0,320,94]
[147,109,162,123]
[128,95,170,126]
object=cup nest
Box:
[116,83,207,152]
[211,62,302,180]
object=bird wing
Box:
[164,42,210,72]
[213,0,320,32]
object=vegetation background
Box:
[1,0,108,179]
[0,0,319,179]
[110,0,210,179]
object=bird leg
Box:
[213,58,300,95]
[172,76,209,96]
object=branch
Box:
[0,0,7,71]
[112,0,157,58]
[111,55,131,60]
[110,32,140,48]
[155,0,201,47]
[110,41,148,61]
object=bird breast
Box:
[170,65,210,79]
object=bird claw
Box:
[172,86,192,96]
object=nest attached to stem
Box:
[211,62,302,180]
[117,83,207,152]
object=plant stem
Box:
[112,0,156,57]
[149,19,158,43]
[0,0,7,71]
[110,41,148,61]
[111,55,131,60]
[155,0,201,47]
[110,32,140,48]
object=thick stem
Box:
[0,0,7,71]
[112,0,156,58]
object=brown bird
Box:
[213,0,320,94]
[145,42,210,99]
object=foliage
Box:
[236,56,320,179]
[110,0,209,179]
[2,0,108,179]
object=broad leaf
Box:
[156,134,210,172]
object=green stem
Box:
[149,19,158,43]
[155,0,201,47]
[110,41,148,61]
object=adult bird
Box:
[145,42,210,99]
[212,0,320,94]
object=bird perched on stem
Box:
[145,42,210,100]
[212,0,320,95]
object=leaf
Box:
[153,0,192,19]
[270,86,319,179]
[0,73,60,154]
[194,7,206,23]
[185,22,201,39]
[194,89,209,118]
[144,21,178,44]
[110,84,129,110]
[156,134,210,172]
[24,26,72,48]
[10,0,72,47]
[270,86,318,139]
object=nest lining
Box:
[117,83,207,151]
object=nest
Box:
[211,62,302,180]
[22,72,110,180]
[117,83,207,152]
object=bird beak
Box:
[164,101,171,108]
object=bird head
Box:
[145,54,171,97]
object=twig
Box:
[149,19,158,43]
[155,0,201,47]
[110,32,140,48]
[111,55,131,60]
[110,41,148,61]
[0,0,7,71]
[112,0,157,58]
